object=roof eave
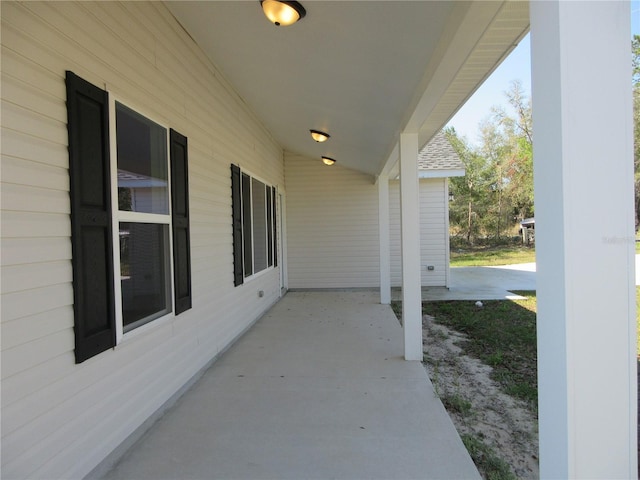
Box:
[419,169,465,179]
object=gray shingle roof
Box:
[418,130,464,172]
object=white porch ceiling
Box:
[166,1,529,177]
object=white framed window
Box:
[232,166,277,285]
[111,101,173,338]
[66,71,192,363]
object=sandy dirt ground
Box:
[422,314,539,479]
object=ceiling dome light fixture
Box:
[322,156,336,166]
[260,0,306,26]
[310,129,330,143]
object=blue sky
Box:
[447,2,640,147]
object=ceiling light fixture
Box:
[260,0,306,26]
[322,156,336,166]
[310,129,330,143]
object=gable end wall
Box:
[285,153,448,289]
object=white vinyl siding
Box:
[1,2,283,478]
[285,153,380,288]
[285,154,450,290]
[389,178,448,287]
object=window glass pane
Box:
[116,103,169,214]
[252,178,267,272]
[120,222,171,331]
[242,173,253,277]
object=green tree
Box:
[447,81,533,245]
[477,80,534,240]
[493,80,534,222]
[478,118,510,240]
[445,128,493,244]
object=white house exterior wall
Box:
[1,2,284,478]
[285,155,448,290]
[285,153,380,288]
[389,179,448,287]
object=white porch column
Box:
[444,178,452,288]
[378,174,391,305]
[399,133,422,361]
[531,2,636,478]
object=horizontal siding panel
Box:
[2,329,74,380]
[2,324,175,474]
[1,283,73,325]
[285,153,379,288]
[2,3,83,66]
[1,237,71,266]
[82,3,156,66]
[1,183,69,214]
[3,318,172,431]
[26,2,181,115]
[1,353,71,408]
[1,131,68,171]
[1,101,67,145]
[1,211,70,238]
[1,45,65,98]
[389,179,448,287]
[1,261,72,294]
[2,305,73,351]
[29,345,205,478]
[2,71,66,123]
[2,160,62,203]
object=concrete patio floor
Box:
[101,291,480,480]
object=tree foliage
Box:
[447,80,533,244]
[446,129,493,244]
[449,36,639,244]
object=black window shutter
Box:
[272,186,278,267]
[66,71,116,363]
[170,129,192,315]
[231,164,244,286]
[266,185,273,267]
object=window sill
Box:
[116,311,174,347]
[242,265,277,284]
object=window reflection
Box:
[116,103,168,214]
[120,223,171,331]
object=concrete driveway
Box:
[422,263,537,301]
[418,254,639,302]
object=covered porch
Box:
[99,291,479,479]
[0,1,636,478]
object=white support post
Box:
[399,133,422,361]
[531,2,636,478]
[378,175,391,305]
[444,178,451,289]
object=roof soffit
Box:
[166,1,529,178]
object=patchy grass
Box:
[461,434,516,480]
[441,393,473,417]
[450,245,535,267]
[422,292,538,411]
[390,301,402,322]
